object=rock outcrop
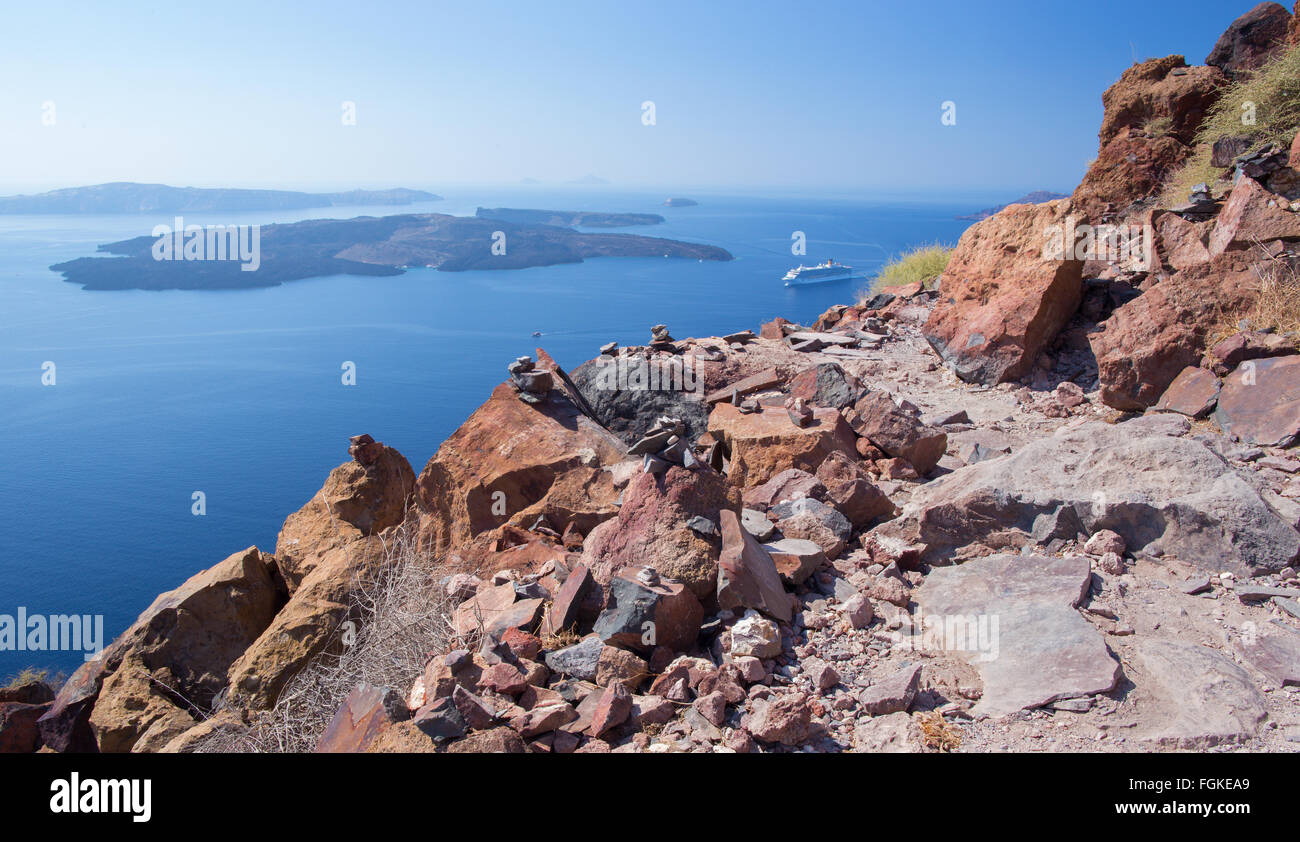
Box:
[922,199,1084,384]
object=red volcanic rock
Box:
[582,465,732,599]
[1098,56,1227,148]
[1154,366,1221,419]
[717,510,793,624]
[1075,129,1192,222]
[1216,355,1300,447]
[414,382,627,559]
[275,438,415,591]
[1207,3,1293,79]
[540,562,593,636]
[0,702,50,753]
[588,682,632,737]
[788,362,859,409]
[815,451,896,528]
[850,392,948,476]
[81,546,283,753]
[922,200,1084,385]
[315,684,408,753]
[707,403,858,491]
[1092,251,1263,410]
[1156,211,1212,270]
[741,468,827,511]
[1208,177,1300,258]
[1206,330,1297,376]
[759,317,790,340]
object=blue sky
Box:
[0,0,1274,195]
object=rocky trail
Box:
[7,1,1300,756]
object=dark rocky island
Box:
[0,183,441,214]
[955,190,1067,220]
[50,212,733,291]
[475,207,665,228]
[664,197,699,207]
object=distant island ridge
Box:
[51,212,733,291]
[664,197,698,207]
[475,207,665,228]
[956,190,1067,220]
[0,182,442,214]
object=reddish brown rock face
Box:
[315,684,407,753]
[707,402,858,491]
[1154,366,1221,418]
[717,510,792,623]
[922,200,1084,385]
[1098,56,1227,148]
[1156,211,1212,270]
[414,382,627,559]
[582,465,732,599]
[1208,177,1300,258]
[814,451,896,528]
[1215,355,1300,447]
[849,392,948,476]
[1092,251,1262,410]
[1074,129,1191,222]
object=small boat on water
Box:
[783,258,861,286]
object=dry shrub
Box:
[858,243,953,302]
[191,524,465,752]
[917,711,962,752]
[1248,251,1300,338]
[1161,44,1300,207]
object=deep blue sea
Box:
[0,187,974,678]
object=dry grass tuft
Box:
[917,711,962,752]
[859,243,953,303]
[191,525,462,753]
[1160,44,1300,207]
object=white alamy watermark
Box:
[50,774,151,823]
[1043,216,1155,272]
[0,608,104,662]
[891,606,999,662]
[589,354,704,397]
[151,216,260,272]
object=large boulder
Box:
[1215,355,1300,446]
[922,200,1085,384]
[717,510,792,623]
[69,546,283,753]
[1208,176,1300,258]
[814,451,896,528]
[569,353,711,444]
[916,555,1120,717]
[707,403,858,491]
[226,440,417,708]
[1207,2,1293,79]
[582,465,732,599]
[414,383,627,558]
[276,436,415,591]
[1092,250,1262,410]
[874,418,1300,576]
[849,392,948,475]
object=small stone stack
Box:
[649,324,676,351]
[348,433,384,467]
[508,356,554,404]
[627,415,700,473]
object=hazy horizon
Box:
[0,0,1255,195]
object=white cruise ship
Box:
[783,258,859,286]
